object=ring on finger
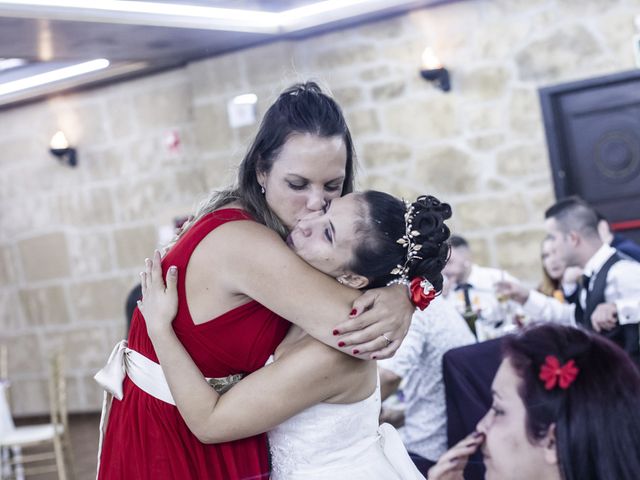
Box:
[381,334,392,346]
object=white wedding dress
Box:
[267,363,425,479]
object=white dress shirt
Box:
[378,298,475,461]
[524,244,640,325]
[444,264,518,323]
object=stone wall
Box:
[1,0,639,414]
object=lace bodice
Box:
[268,375,382,478]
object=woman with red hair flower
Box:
[429,323,640,480]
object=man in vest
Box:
[497,197,640,364]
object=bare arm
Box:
[210,221,414,358]
[139,260,366,442]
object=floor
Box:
[9,413,100,480]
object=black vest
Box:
[573,252,640,364]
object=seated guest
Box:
[378,297,475,476]
[497,197,640,364]
[442,235,518,331]
[596,210,640,262]
[538,238,566,301]
[428,323,640,480]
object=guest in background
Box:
[428,323,640,480]
[378,297,475,476]
[497,197,640,364]
[596,210,640,262]
[442,235,518,334]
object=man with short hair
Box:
[442,235,517,326]
[501,197,640,363]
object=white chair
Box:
[0,352,75,480]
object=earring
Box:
[260,185,265,195]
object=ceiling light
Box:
[0,58,27,71]
[0,0,426,33]
[0,58,110,96]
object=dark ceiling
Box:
[0,0,447,108]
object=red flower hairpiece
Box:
[409,277,437,311]
[539,355,579,390]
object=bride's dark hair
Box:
[349,192,452,290]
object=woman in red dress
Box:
[97,82,414,479]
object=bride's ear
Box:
[337,273,369,289]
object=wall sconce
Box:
[420,48,450,92]
[49,131,77,167]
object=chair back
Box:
[48,352,68,431]
[0,344,7,381]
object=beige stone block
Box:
[361,141,411,169]
[116,168,207,222]
[82,147,126,181]
[0,245,18,286]
[113,225,158,269]
[188,54,243,101]
[104,91,137,140]
[383,97,459,140]
[495,229,547,283]
[509,88,543,136]
[379,37,427,66]
[0,291,25,331]
[193,102,234,154]
[8,378,49,416]
[464,104,506,132]
[0,137,44,167]
[528,188,556,219]
[315,43,378,70]
[456,195,529,230]
[41,326,113,371]
[457,66,511,101]
[70,277,136,322]
[46,98,110,147]
[467,134,505,152]
[82,374,105,411]
[68,232,113,277]
[359,65,392,82]
[18,233,70,282]
[133,80,192,130]
[244,42,295,84]
[55,186,115,227]
[413,147,478,194]
[7,334,42,375]
[358,16,405,40]
[332,86,364,108]
[372,81,406,101]
[515,25,602,82]
[496,143,548,177]
[346,109,380,137]
[19,286,70,327]
[466,237,491,269]
[362,175,421,200]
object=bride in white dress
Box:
[138,191,451,479]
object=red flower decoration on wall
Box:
[539,355,579,390]
[409,277,437,311]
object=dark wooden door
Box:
[539,70,640,242]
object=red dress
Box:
[98,209,290,479]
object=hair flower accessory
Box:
[409,277,437,310]
[539,355,579,390]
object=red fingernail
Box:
[353,349,359,355]
[349,309,357,316]
[372,355,377,359]
[338,341,345,347]
[332,329,339,336]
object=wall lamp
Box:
[420,47,450,92]
[49,131,77,167]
